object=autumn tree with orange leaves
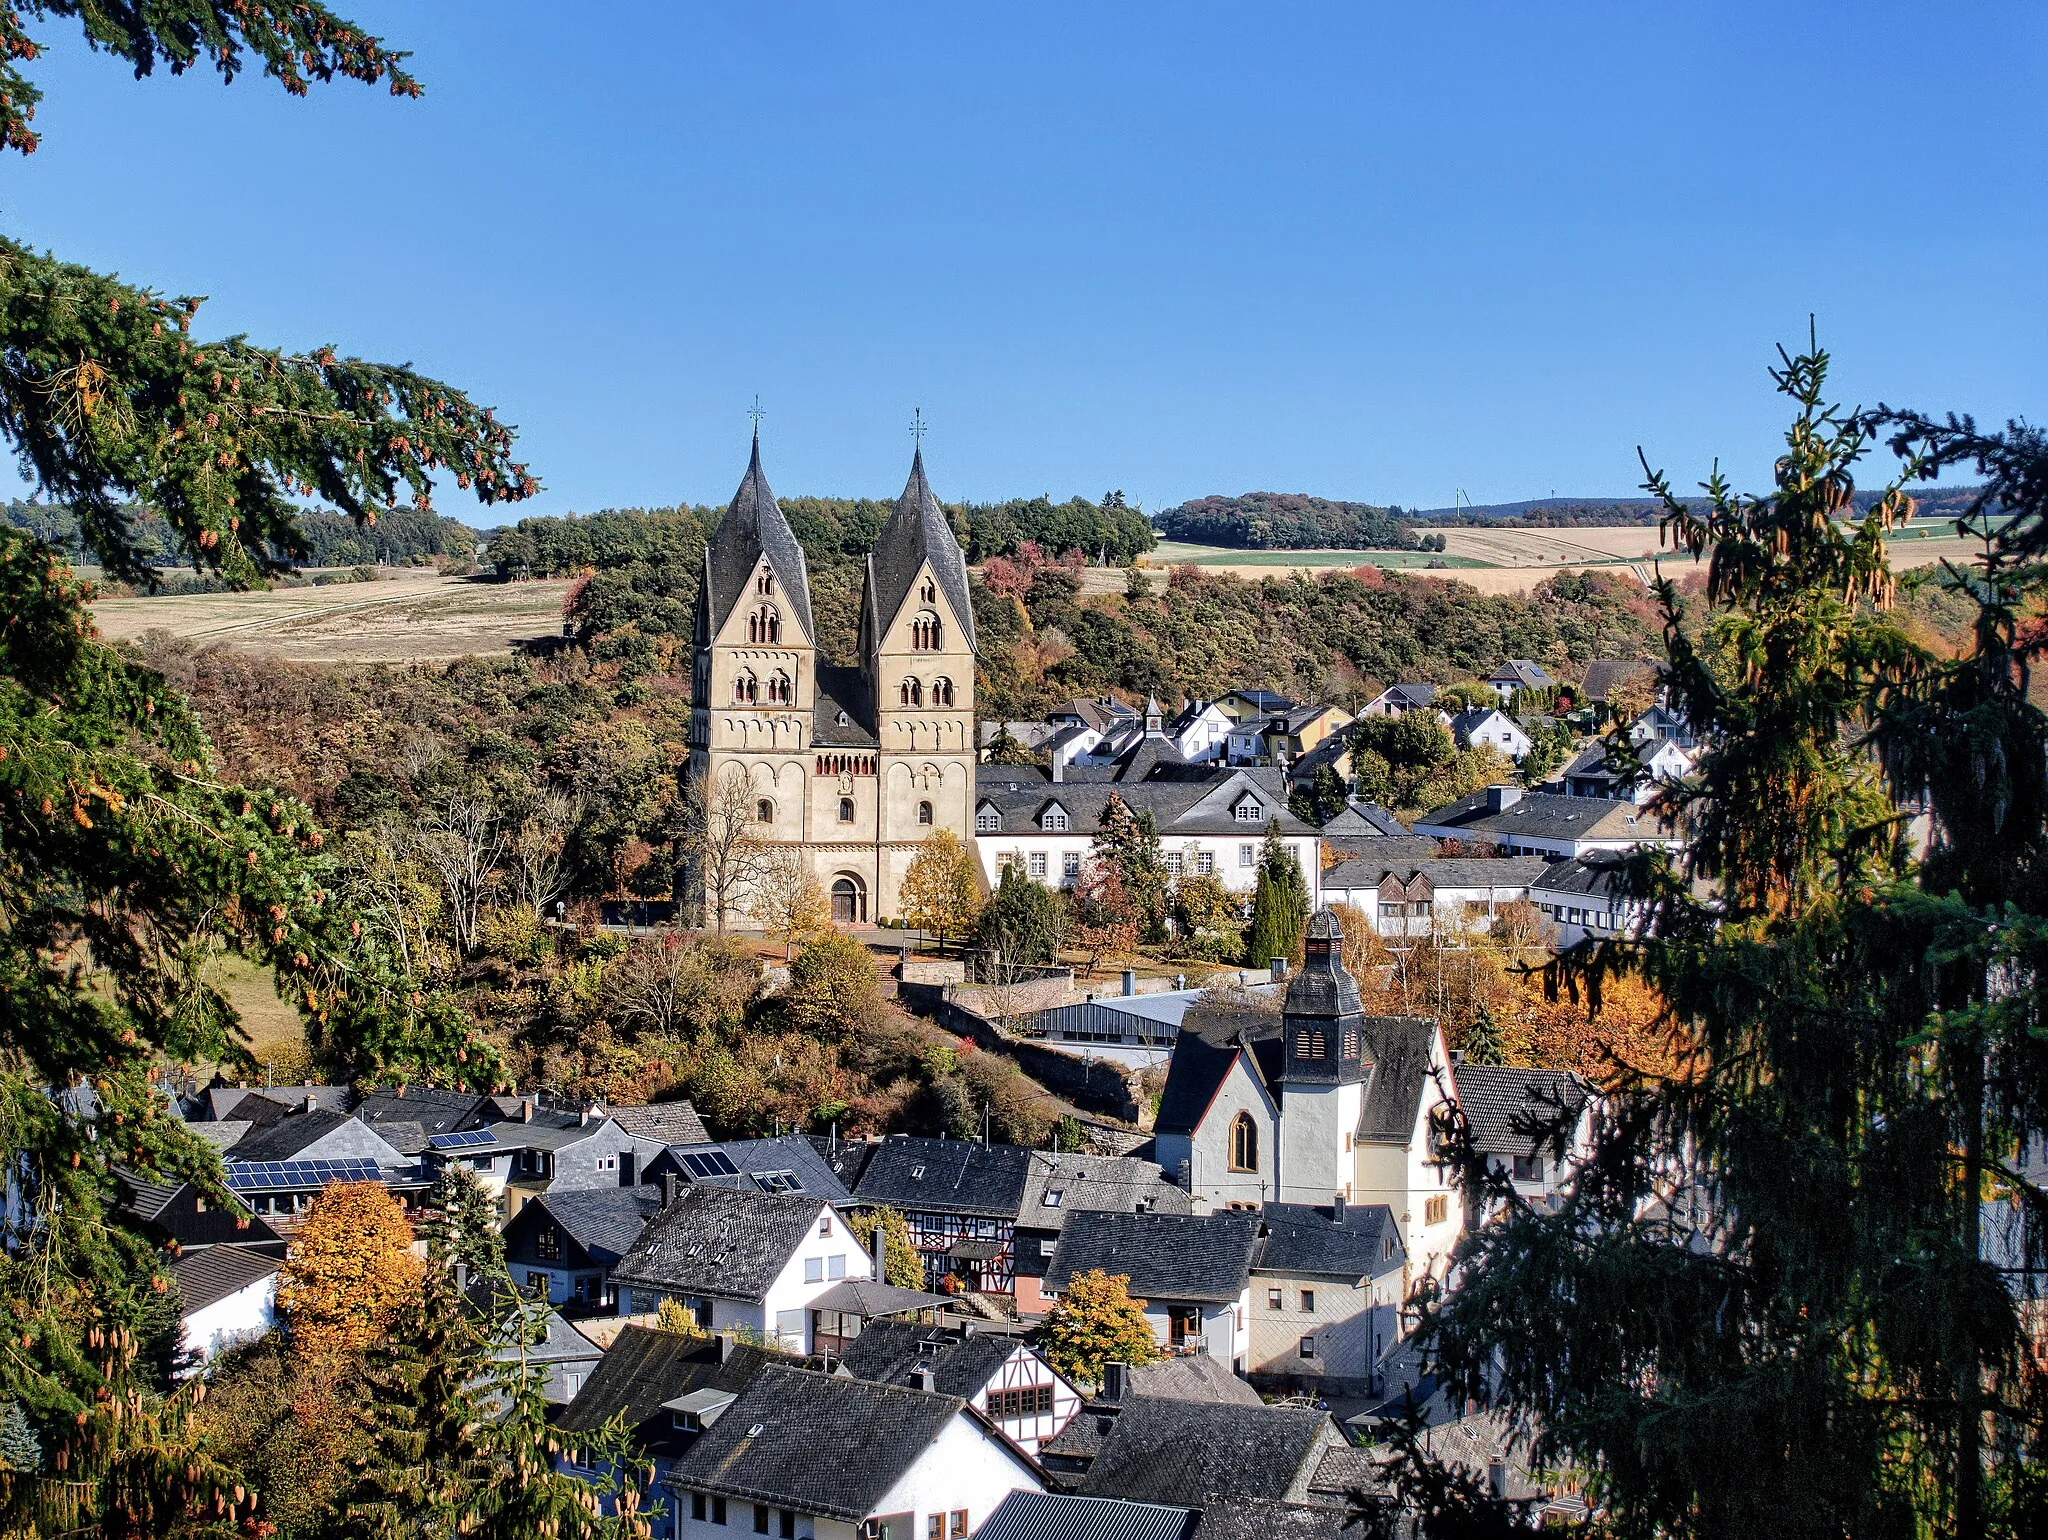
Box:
[278,1183,423,1355]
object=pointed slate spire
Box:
[703,429,814,644]
[868,444,976,656]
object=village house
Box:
[501,1185,663,1310]
[1161,697,1235,763]
[1358,683,1444,719]
[643,1133,860,1207]
[602,1100,712,1148]
[839,1319,1083,1455]
[1212,688,1295,724]
[170,1245,278,1377]
[1010,1152,1196,1317]
[1557,737,1693,801]
[1452,1062,1593,1217]
[1528,853,1650,945]
[1411,784,1686,860]
[609,1183,873,1353]
[665,1363,1047,1540]
[1043,1210,1259,1370]
[1485,660,1555,705]
[1448,706,1533,762]
[1318,855,1552,937]
[1062,1398,1347,1508]
[1247,1199,1406,1396]
[849,1136,1034,1295]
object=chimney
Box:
[662,1172,680,1209]
[522,1097,536,1123]
[579,1105,591,1127]
[717,1332,736,1364]
[454,1260,469,1295]
[870,1223,887,1281]
[1120,968,1136,998]
[1333,1193,1346,1222]
[1051,752,1064,784]
[961,1320,977,1338]
[303,1094,317,1113]
[1270,958,1289,982]
[911,1367,937,1393]
[1485,783,1523,814]
[1488,1460,1508,1500]
[1102,1361,1129,1404]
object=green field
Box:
[1146,541,1489,570]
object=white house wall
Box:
[179,1274,275,1375]
[758,1204,873,1353]
[1158,1053,1278,1212]
[859,1411,1046,1540]
[1250,1271,1403,1388]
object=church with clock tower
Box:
[687,432,978,925]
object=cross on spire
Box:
[909,407,926,446]
[747,396,765,438]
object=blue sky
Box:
[5,2,2044,519]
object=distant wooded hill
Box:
[2,499,477,568]
[1153,492,1418,549]
[1412,485,1996,528]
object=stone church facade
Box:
[688,435,977,924]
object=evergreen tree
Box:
[1459,1002,1508,1067]
[1244,823,1307,968]
[1402,336,2048,1539]
[0,1402,38,1475]
[972,864,1070,967]
[422,1162,507,1282]
[1091,793,1170,942]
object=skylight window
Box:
[1044,1189,1064,1208]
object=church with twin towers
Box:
[689,432,977,925]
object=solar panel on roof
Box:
[428,1129,497,1151]
[681,1150,739,1179]
[224,1158,385,1190]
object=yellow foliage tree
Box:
[899,828,983,948]
[277,1181,423,1356]
[1500,972,1691,1088]
[752,848,832,959]
[1039,1269,1163,1386]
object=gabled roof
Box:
[1152,1029,1258,1139]
[1045,1211,1259,1304]
[1580,657,1658,702]
[1254,1202,1402,1279]
[1414,787,1684,847]
[973,769,1314,839]
[1125,1355,1263,1406]
[851,1136,1034,1218]
[812,664,879,747]
[1369,683,1438,710]
[186,1120,253,1153]
[1076,1399,1332,1505]
[171,1244,278,1314]
[865,446,975,656]
[1449,707,1522,741]
[1356,1017,1442,1144]
[603,1102,710,1145]
[1487,660,1554,689]
[701,432,815,644]
[979,1492,1199,1540]
[224,1107,363,1164]
[1192,1499,1348,1540]
[554,1323,787,1452]
[610,1186,826,1302]
[1452,1064,1589,1155]
[524,1185,662,1266]
[1017,1153,1193,1235]
[669,1364,1004,1522]
[355,1087,491,1139]
[836,1320,1025,1398]
[1321,856,1552,894]
[1528,852,1636,903]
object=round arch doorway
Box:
[831,874,867,925]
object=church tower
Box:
[861,445,978,914]
[688,433,817,920]
[1277,908,1369,1204]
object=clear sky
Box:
[5,2,2044,519]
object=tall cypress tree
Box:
[1390,336,2048,1539]
[1245,823,1307,968]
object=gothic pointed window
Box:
[1229,1112,1259,1173]
[932,676,953,707]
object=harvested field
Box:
[92,572,576,662]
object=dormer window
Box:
[1040,806,1069,832]
[1044,1189,1064,1208]
[976,807,1001,832]
[836,710,850,727]
[1233,798,1264,823]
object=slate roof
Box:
[979,1491,1198,1540]
[596,1102,711,1145]
[836,1320,1024,1398]
[186,1120,253,1152]
[865,446,976,656]
[1356,1017,1441,1144]
[851,1136,1034,1219]
[1487,660,1554,690]
[1320,856,1552,894]
[554,1323,787,1456]
[1580,657,1658,702]
[355,1087,491,1139]
[1367,683,1438,712]
[1124,1355,1262,1406]
[809,1136,879,1191]
[812,664,880,747]
[714,1134,860,1203]
[1018,1153,1193,1235]
[1191,1499,1348,1540]
[1045,1211,1259,1304]
[223,1107,359,1163]
[116,1169,183,1224]
[1221,689,1294,716]
[1449,707,1525,747]
[1152,1029,1259,1140]
[1414,788,1683,847]
[171,1244,278,1314]
[701,432,815,645]
[1076,1399,1333,1505]
[527,1186,663,1265]
[610,1186,825,1302]
[1528,853,1634,902]
[669,1363,990,1521]
[1451,1064,1589,1156]
[1254,1202,1402,1279]
[974,771,1312,840]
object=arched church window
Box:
[900,677,922,707]
[931,676,954,707]
[757,571,775,596]
[756,798,774,824]
[912,611,942,651]
[1229,1112,1259,1173]
[917,801,933,826]
[749,606,780,644]
[838,797,855,824]
[768,671,792,704]
[920,578,936,603]
[733,672,758,704]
